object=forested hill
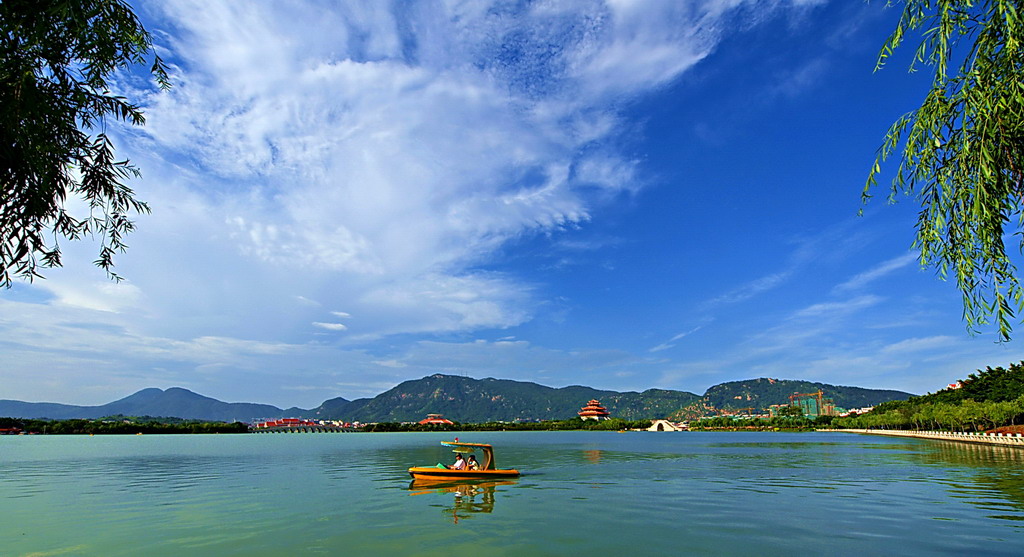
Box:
[839,363,1024,431]
[313,374,701,422]
[876,363,1024,410]
[698,378,912,413]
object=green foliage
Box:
[834,361,1024,431]
[865,0,1024,340]
[1,0,169,286]
[0,416,249,434]
[689,415,815,431]
[779,405,804,417]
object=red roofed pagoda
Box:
[578,399,610,420]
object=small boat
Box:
[408,440,520,481]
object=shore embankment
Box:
[841,429,1024,447]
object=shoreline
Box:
[839,428,1024,447]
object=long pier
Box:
[841,429,1024,447]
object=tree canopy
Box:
[1,0,167,287]
[835,361,1024,431]
[865,0,1024,340]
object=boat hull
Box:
[407,467,520,481]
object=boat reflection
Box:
[408,479,517,524]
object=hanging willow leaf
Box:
[866,0,1024,341]
[1,0,169,287]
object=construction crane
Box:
[789,390,824,406]
[787,390,837,417]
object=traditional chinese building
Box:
[578,399,610,420]
[418,413,454,425]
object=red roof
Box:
[418,415,454,425]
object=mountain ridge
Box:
[0,387,312,422]
[0,375,914,422]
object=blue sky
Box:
[5,0,1023,408]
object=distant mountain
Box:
[312,374,702,422]
[0,388,310,422]
[311,396,359,419]
[667,378,913,420]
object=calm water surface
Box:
[2,431,1023,556]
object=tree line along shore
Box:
[0,416,249,435]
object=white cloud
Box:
[792,295,883,319]
[880,336,959,355]
[834,252,918,293]
[372,359,407,368]
[312,322,348,331]
[649,326,704,353]
[126,0,802,345]
[6,0,917,407]
[38,278,144,314]
[707,271,793,306]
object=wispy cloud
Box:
[9,0,992,409]
[792,295,883,319]
[312,322,348,331]
[706,271,793,306]
[649,326,704,353]
[880,335,958,354]
[119,0,771,345]
[834,252,917,293]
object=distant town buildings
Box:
[578,399,610,420]
[765,391,841,418]
[253,418,320,429]
[251,418,356,432]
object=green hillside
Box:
[700,378,913,412]
[315,374,701,422]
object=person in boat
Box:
[449,453,466,470]
[467,455,479,470]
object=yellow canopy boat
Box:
[408,440,520,481]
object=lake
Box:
[2,431,1023,556]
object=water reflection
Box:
[407,479,517,524]
[909,441,1024,523]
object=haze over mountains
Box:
[0,375,914,423]
[0,387,309,423]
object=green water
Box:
[2,431,1023,556]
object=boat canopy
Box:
[440,441,497,470]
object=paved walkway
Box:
[840,428,1024,447]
